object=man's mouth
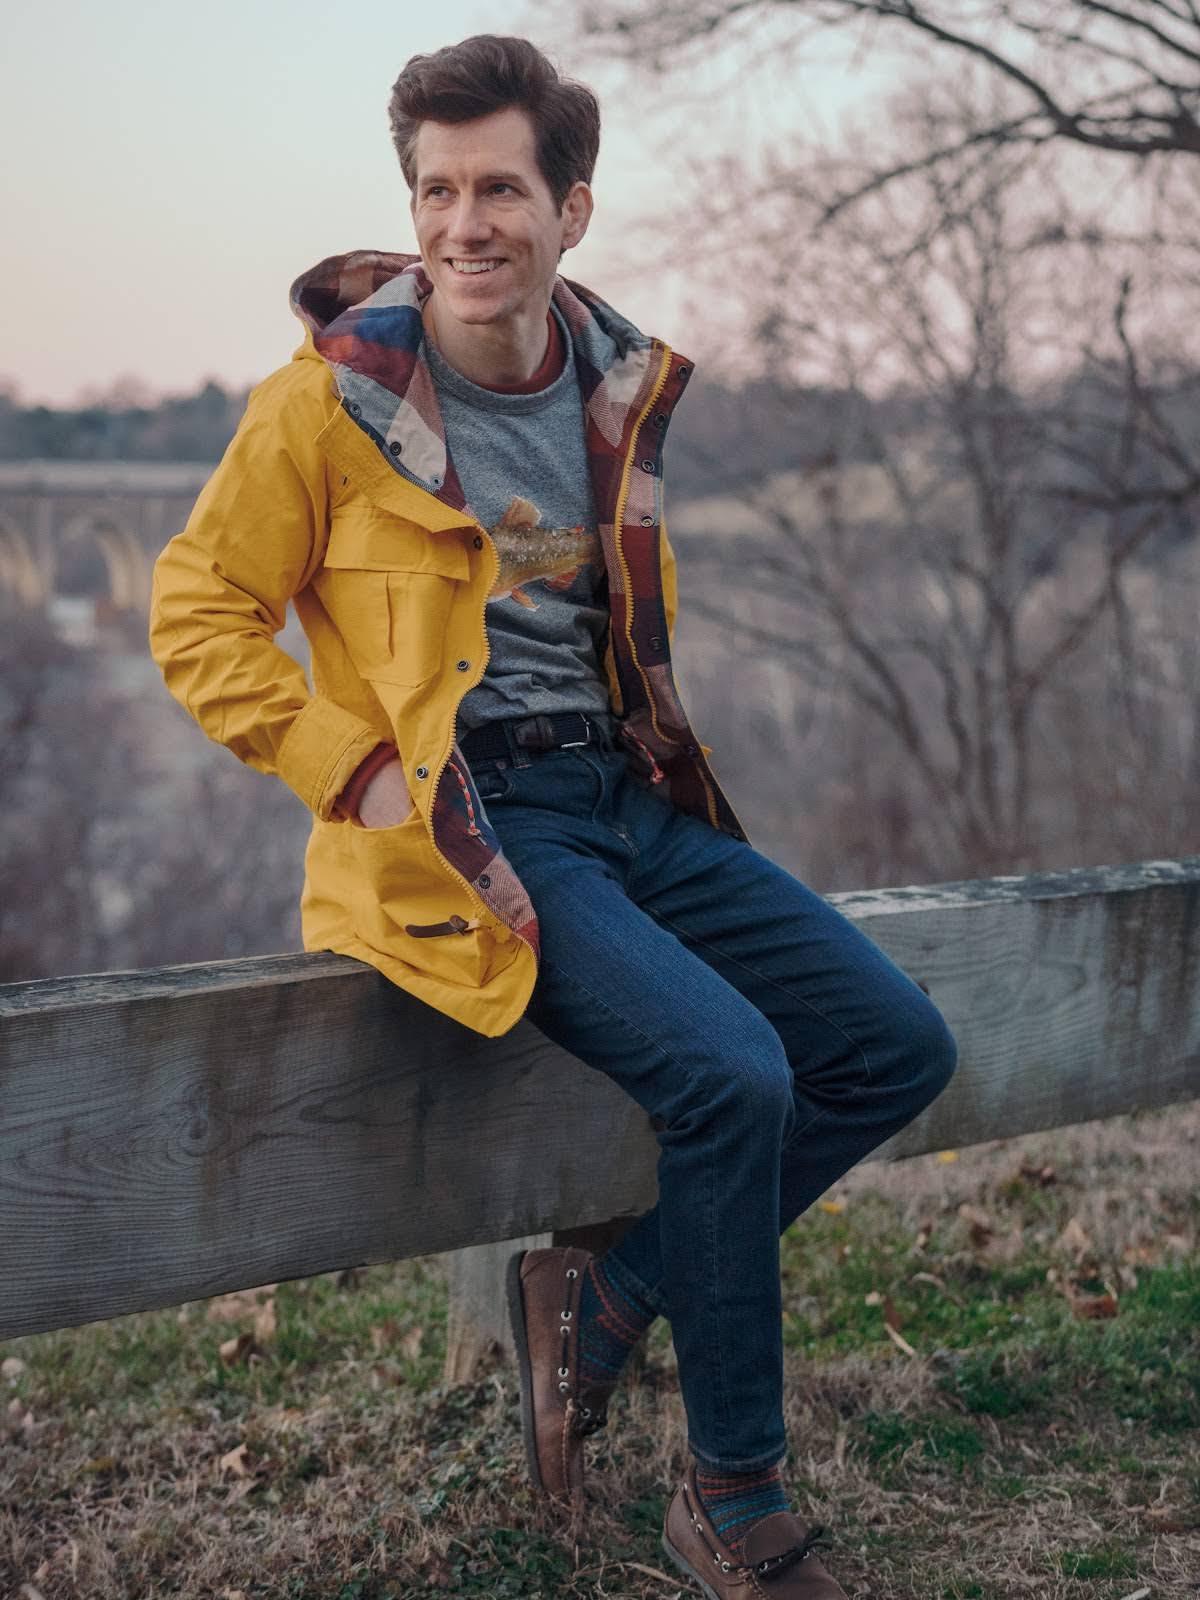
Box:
[450,258,503,275]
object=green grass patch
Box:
[1057,1544,1139,1579]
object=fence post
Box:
[442,1217,638,1383]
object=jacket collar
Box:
[289,249,684,517]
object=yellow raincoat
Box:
[148,252,747,1036]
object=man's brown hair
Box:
[388,35,600,212]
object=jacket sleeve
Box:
[147,362,383,820]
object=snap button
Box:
[473,534,484,549]
[640,514,653,526]
[641,458,654,472]
[677,364,690,379]
[650,635,663,649]
[388,440,402,456]
[348,402,361,416]
[654,413,667,428]
[478,872,491,889]
[415,765,429,780]
[456,659,470,671]
[430,474,443,488]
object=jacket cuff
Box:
[276,695,389,820]
[330,740,399,821]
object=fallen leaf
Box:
[818,1199,845,1214]
[2,1357,26,1381]
[1018,1160,1057,1186]
[936,1150,958,1164]
[1143,1506,1198,1533]
[1058,1217,1092,1259]
[1065,1277,1119,1319]
[983,1222,1026,1263]
[253,1298,277,1343]
[958,1203,994,1247]
[371,1318,401,1354]
[863,1291,883,1306]
[219,1332,257,1367]
[219,1443,252,1478]
[207,1285,277,1324]
[912,1222,933,1253]
[401,1325,425,1360]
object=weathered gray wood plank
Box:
[2,857,1197,1343]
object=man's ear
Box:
[560,181,594,254]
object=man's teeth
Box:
[451,259,501,274]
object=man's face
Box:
[410,106,592,340]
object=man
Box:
[149,34,958,1599]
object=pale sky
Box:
[1,0,902,405]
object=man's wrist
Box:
[331,741,399,821]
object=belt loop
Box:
[505,718,533,770]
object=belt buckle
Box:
[559,715,591,749]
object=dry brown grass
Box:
[2,1102,1197,1599]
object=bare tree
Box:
[669,100,1200,880]
[579,0,1200,218]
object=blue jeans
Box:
[471,725,958,1472]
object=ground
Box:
[2,1102,1197,1599]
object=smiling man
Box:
[148,34,958,1600]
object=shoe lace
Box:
[568,1399,609,1437]
[735,1524,833,1579]
[560,1261,609,1438]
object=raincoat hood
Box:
[286,249,666,514]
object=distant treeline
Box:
[0,372,891,495]
[0,382,251,466]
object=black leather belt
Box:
[460,711,613,765]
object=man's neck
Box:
[421,295,553,389]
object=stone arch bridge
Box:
[0,461,211,641]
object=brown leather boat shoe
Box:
[506,1245,611,1508]
[662,1458,847,1598]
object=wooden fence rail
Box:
[3,857,1198,1373]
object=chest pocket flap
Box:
[323,513,471,578]
[319,511,471,686]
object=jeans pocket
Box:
[473,764,516,804]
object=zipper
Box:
[613,347,725,831]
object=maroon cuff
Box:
[331,741,398,821]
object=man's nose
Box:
[447,194,491,245]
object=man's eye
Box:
[490,183,513,195]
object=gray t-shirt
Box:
[425,306,614,736]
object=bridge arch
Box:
[57,513,150,610]
[0,515,46,609]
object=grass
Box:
[2,1103,1198,1598]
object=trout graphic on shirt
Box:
[487,496,600,610]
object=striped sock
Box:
[576,1250,658,1392]
[694,1460,789,1558]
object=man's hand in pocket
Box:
[357,758,414,828]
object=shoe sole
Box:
[505,1248,547,1495]
[661,1530,725,1600]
